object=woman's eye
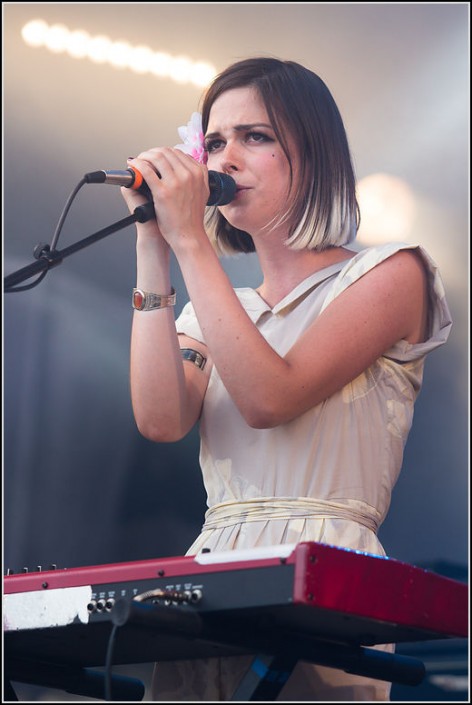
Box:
[204,132,273,153]
[204,139,223,153]
[247,132,273,143]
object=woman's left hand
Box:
[127,147,210,250]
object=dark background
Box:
[3,3,469,701]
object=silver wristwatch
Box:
[132,288,176,311]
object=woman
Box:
[122,58,451,700]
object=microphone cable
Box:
[6,177,88,293]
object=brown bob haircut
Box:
[200,57,360,256]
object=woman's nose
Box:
[219,141,242,173]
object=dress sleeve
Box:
[175,301,206,344]
[320,242,453,362]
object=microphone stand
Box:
[4,201,155,291]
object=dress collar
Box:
[235,259,348,321]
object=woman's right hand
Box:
[120,164,170,257]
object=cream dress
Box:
[151,242,452,701]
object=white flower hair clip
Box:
[174,112,208,165]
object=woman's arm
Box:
[122,182,211,443]
[175,242,428,429]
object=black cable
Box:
[104,622,120,702]
[5,178,87,293]
[50,177,87,251]
[5,269,49,293]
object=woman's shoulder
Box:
[324,241,452,353]
[327,241,440,296]
[339,241,422,271]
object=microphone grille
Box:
[207,172,237,206]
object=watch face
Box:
[133,290,145,309]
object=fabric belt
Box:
[202,497,380,534]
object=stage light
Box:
[21,19,217,88]
[356,173,416,246]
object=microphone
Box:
[84,167,236,206]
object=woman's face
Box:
[205,86,297,238]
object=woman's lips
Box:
[234,185,250,196]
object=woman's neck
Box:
[254,242,355,308]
